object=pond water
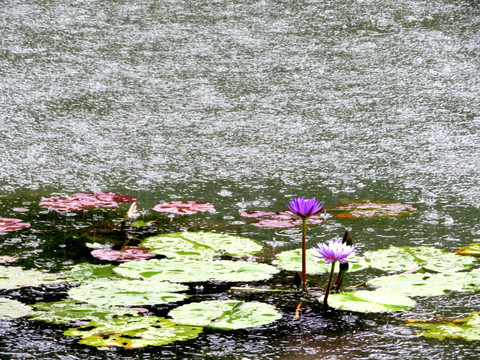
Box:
[1,0,479,359]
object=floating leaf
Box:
[367,268,480,297]
[0,256,18,264]
[456,243,480,257]
[153,201,214,215]
[406,312,480,341]
[115,259,280,283]
[68,279,188,306]
[169,300,282,330]
[130,220,154,227]
[363,246,477,273]
[29,299,141,325]
[0,266,60,290]
[273,248,368,274]
[140,232,262,260]
[327,200,418,219]
[0,298,33,319]
[240,210,323,228]
[321,290,416,313]
[0,218,30,232]
[63,263,125,285]
[39,192,136,212]
[64,315,202,348]
[91,247,155,262]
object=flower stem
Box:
[323,262,336,307]
[301,218,307,292]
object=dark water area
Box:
[1,0,479,359]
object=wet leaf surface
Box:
[406,312,480,341]
[0,298,33,319]
[456,242,480,257]
[0,218,30,232]
[153,201,214,215]
[363,246,477,273]
[115,259,280,283]
[68,279,189,306]
[322,290,416,313]
[62,263,125,285]
[90,246,155,262]
[169,300,282,330]
[327,200,418,219]
[0,266,60,290]
[140,231,262,260]
[64,315,202,348]
[39,192,136,212]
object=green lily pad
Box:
[363,246,477,273]
[406,312,480,341]
[140,232,263,260]
[0,265,60,290]
[114,259,280,283]
[29,299,142,325]
[0,298,33,319]
[63,263,125,285]
[273,248,368,274]
[64,315,202,348]
[68,279,189,306]
[456,243,480,257]
[327,200,418,219]
[321,290,416,313]
[169,300,282,330]
[367,268,480,297]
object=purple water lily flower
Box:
[286,197,324,219]
[313,239,355,264]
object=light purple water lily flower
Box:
[286,197,324,219]
[313,239,355,264]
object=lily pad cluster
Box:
[39,192,136,211]
[240,210,323,228]
[327,200,418,219]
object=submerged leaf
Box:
[0,266,60,290]
[64,316,202,348]
[91,247,155,262]
[68,279,188,306]
[0,298,33,319]
[322,290,415,313]
[363,246,477,273]
[169,300,282,330]
[327,200,418,219]
[29,299,141,325]
[140,231,262,260]
[153,201,214,215]
[406,312,480,341]
[115,259,280,283]
[0,218,30,232]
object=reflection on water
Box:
[0,0,479,359]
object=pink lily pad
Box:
[327,200,418,219]
[90,247,155,262]
[240,211,323,228]
[153,201,214,215]
[0,218,31,232]
[40,192,136,212]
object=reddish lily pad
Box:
[240,211,323,228]
[39,192,136,212]
[153,201,214,215]
[327,200,418,219]
[91,247,155,262]
[455,243,480,257]
[0,218,30,232]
